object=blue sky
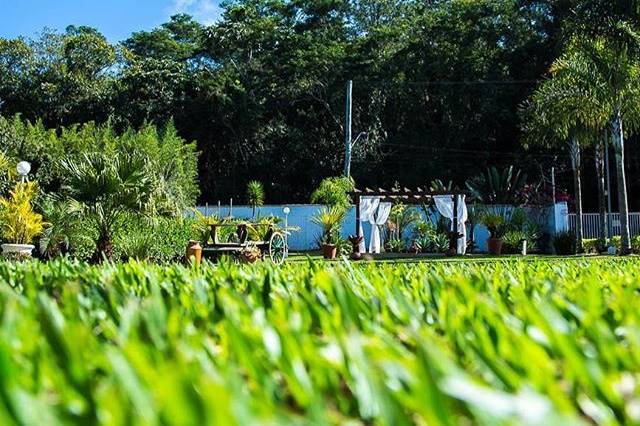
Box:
[0,0,222,42]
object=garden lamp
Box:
[283,206,290,256]
[16,161,31,182]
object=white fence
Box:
[568,213,640,238]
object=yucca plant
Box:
[0,181,46,244]
[311,206,346,245]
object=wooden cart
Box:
[202,222,289,265]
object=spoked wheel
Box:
[268,232,287,265]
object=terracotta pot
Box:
[322,244,338,260]
[487,237,503,255]
[185,240,202,265]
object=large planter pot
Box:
[2,243,36,257]
[185,240,202,265]
[322,244,338,260]
[487,238,503,255]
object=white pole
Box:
[605,136,613,240]
[344,80,353,177]
[551,166,556,204]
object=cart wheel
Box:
[268,232,287,265]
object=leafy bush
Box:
[502,230,526,254]
[0,116,199,212]
[310,176,354,210]
[553,231,576,255]
[0,182,46,244]
[582,238,599,254]
[385,237,406,253]
[481,213,507,238]
[113,216,199,262]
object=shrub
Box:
[113,216,201,262]
[582,238,599,254]
[502,230,526,254]
[553,231,575,255]
[310,176,354,210]
[385,237,406,253]
[481,213,507,238]
[0,116,199,212]
[0,182,46,244]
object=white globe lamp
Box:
[16,161,31,182]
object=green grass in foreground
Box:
[0,257,639,425]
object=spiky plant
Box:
[61,152,152,261]
[246,181,265,217]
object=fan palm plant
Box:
[61,152,153,261]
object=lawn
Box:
[0,257,638,425]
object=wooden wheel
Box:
[268,232,287,265]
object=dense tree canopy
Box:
[1,1,638,208]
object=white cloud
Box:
[169,0,221,25]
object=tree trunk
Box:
[95,227,114,262]
[594,132,608,251]
[611,110,631,254]
[570,135,583,253]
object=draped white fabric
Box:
[434,195,468,254]
[369,202,392,254]
[358,197,380,252]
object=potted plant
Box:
[481,213,506,255]
[348,235,363,260]
[311,206,346,259]
[240,243,261,263]
[0,182,47,257]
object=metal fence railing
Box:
[568,213,640,238]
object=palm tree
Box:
[594,132,609,250]
[551,35,640,254]
[522,65,598,254]
[62,152,153,261]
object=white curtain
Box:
[434,195,468,254]
[358,197,380,252]
[369,202,392,254]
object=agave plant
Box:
[466,166,527,205]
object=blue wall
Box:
[195,202,569,252]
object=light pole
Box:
[283,206,290,257]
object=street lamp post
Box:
[283,206,290,257]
